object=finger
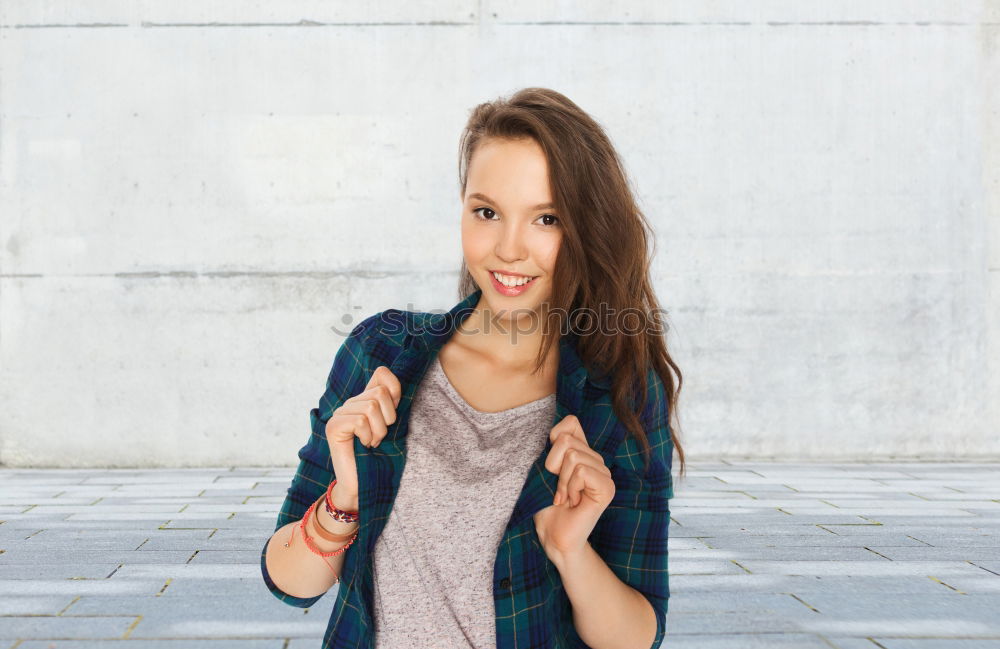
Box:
[337,397,391,447]
[554,447,609,507]
[344,384,398,444]
[366,366,402,409]
[549,414,586,446]
[326,411,375,447]
[545,415,590,474]
[566,464,608,507]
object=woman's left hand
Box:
[532,414,615,564]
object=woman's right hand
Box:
[323,365,402,504]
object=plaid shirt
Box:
[261,287,674,649]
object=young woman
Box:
[261,87,685,649]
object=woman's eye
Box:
[472,207,558,227]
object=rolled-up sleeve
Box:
[590,368,674,649]
[260,313,379,607]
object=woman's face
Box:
[461,137,562,327]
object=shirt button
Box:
[499,577,511,589]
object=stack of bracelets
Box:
[283,479,360,582]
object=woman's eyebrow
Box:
[466,192,555,211]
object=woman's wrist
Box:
[330,482,359,512]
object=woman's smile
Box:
[489,270,539,297]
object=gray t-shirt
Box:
[372,354,557,649]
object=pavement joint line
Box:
[729,559,752,574]
[785,592,820,612]
[968,560,1000,576]
[927,575,967,594]
[156,577,172,596]
[817,635,840,649]
[57,596,81,616]
[862,547,893,560]
[121,614,142,639]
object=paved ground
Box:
[0,462,998,649]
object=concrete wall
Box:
[1,1,997,467]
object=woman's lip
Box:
[489,269,537,278]
[489,270,537,296]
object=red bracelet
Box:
[325,479,360,523]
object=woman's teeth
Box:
[492,271,537,287]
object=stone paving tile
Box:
[1,462,998,647]
[671,574,968,595]
[875,641,1000,649]
[640,633,840,647]
[16,641,286,649]
[0,615,139,640]
[864,546,1000,560]
[0,595,77,615]
[61,595,329,637]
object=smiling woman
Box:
[262,87,684,649]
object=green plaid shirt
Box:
[261,288,673,648]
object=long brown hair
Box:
[455,87,686,479]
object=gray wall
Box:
[1,1,997,467]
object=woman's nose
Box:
[494,222,527,261]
